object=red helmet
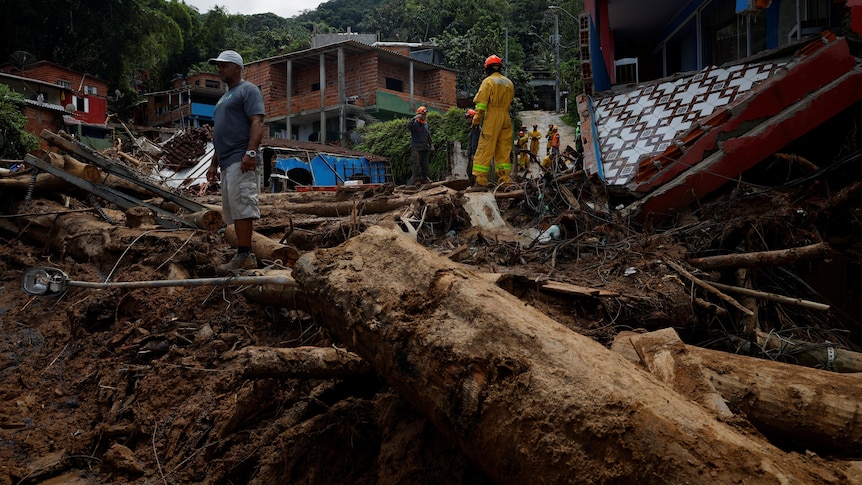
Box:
[416,106,428,114]
[465,108,476,118]
[484,55,503,68]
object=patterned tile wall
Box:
[592,62,786,186]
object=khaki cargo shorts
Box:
[221,161,261,225]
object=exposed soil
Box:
[2,111,862,484]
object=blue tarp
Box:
[275,153,387,186]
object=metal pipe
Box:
[69,274,295,290]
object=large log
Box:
[223,225,299,267]
[289,226,858,484]
[612,330,862,456]
[267,186,457,217]
[627,328,733,417]
[185,210,224,232]
[16,199,207,266]
[756,329,862,373]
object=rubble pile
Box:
[1,124,861,484]
[158,125,213,170]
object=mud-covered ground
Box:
[2,111,862,483]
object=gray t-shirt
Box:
[213,80,265,169]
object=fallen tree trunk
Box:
[17,199,209,266]
[687,242,832,270]
[696,345,862,456]
[627,328,733,417]
[288,226,857,484]
[0,171,71,193]
[274,187,457,217]
[612,330,862,456]
[756,330,862,373]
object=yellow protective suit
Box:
[517,134,529,168]
[471,71,515,186]
[528,127,542,156]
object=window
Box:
[72,95,89,112]
[57,80,72,89]
[205,79,221,89]
[84,85,98,95]
[705,0,768,65]
[311,82,320,92]
[385,77,403,92]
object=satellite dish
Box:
[9,51,37,72]
[65,103,76,113]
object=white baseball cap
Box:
[208,50,244,67]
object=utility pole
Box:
[505,25,509,76]
[553,11,561,114]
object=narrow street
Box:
[517,109,578,156]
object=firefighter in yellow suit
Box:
[517,131,530,173]
[471,54,515,186]
[528,124,542,157]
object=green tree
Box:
[357,107,471,184]
[436,15,535,112]
[0,84,40,158]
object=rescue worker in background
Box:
[545,123,555,155]
[471,54,515,186]
[575,121,583,153]
[406,105,433,185]
[516,130,530,175]
[465,108,479,185]
[550,125,561,159]
[528,124,542,158]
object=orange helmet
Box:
[465,108,476,118]
[416,106,428,114]
[484,54,503,68]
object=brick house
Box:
[243,39,457,145]
[0,60,110,149]
[138,72,226,129]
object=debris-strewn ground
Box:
[1,110,862,484]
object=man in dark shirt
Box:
[406,106,433,186]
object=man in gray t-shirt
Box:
[205,50,266,274]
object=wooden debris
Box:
[686,242,832,270]
[663,259,754,316]
[230,346,372,379]
[709,281,830,312]
[539,280,619,297]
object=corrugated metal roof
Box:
[262,138,388,163]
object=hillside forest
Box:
[0,0,585,120]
